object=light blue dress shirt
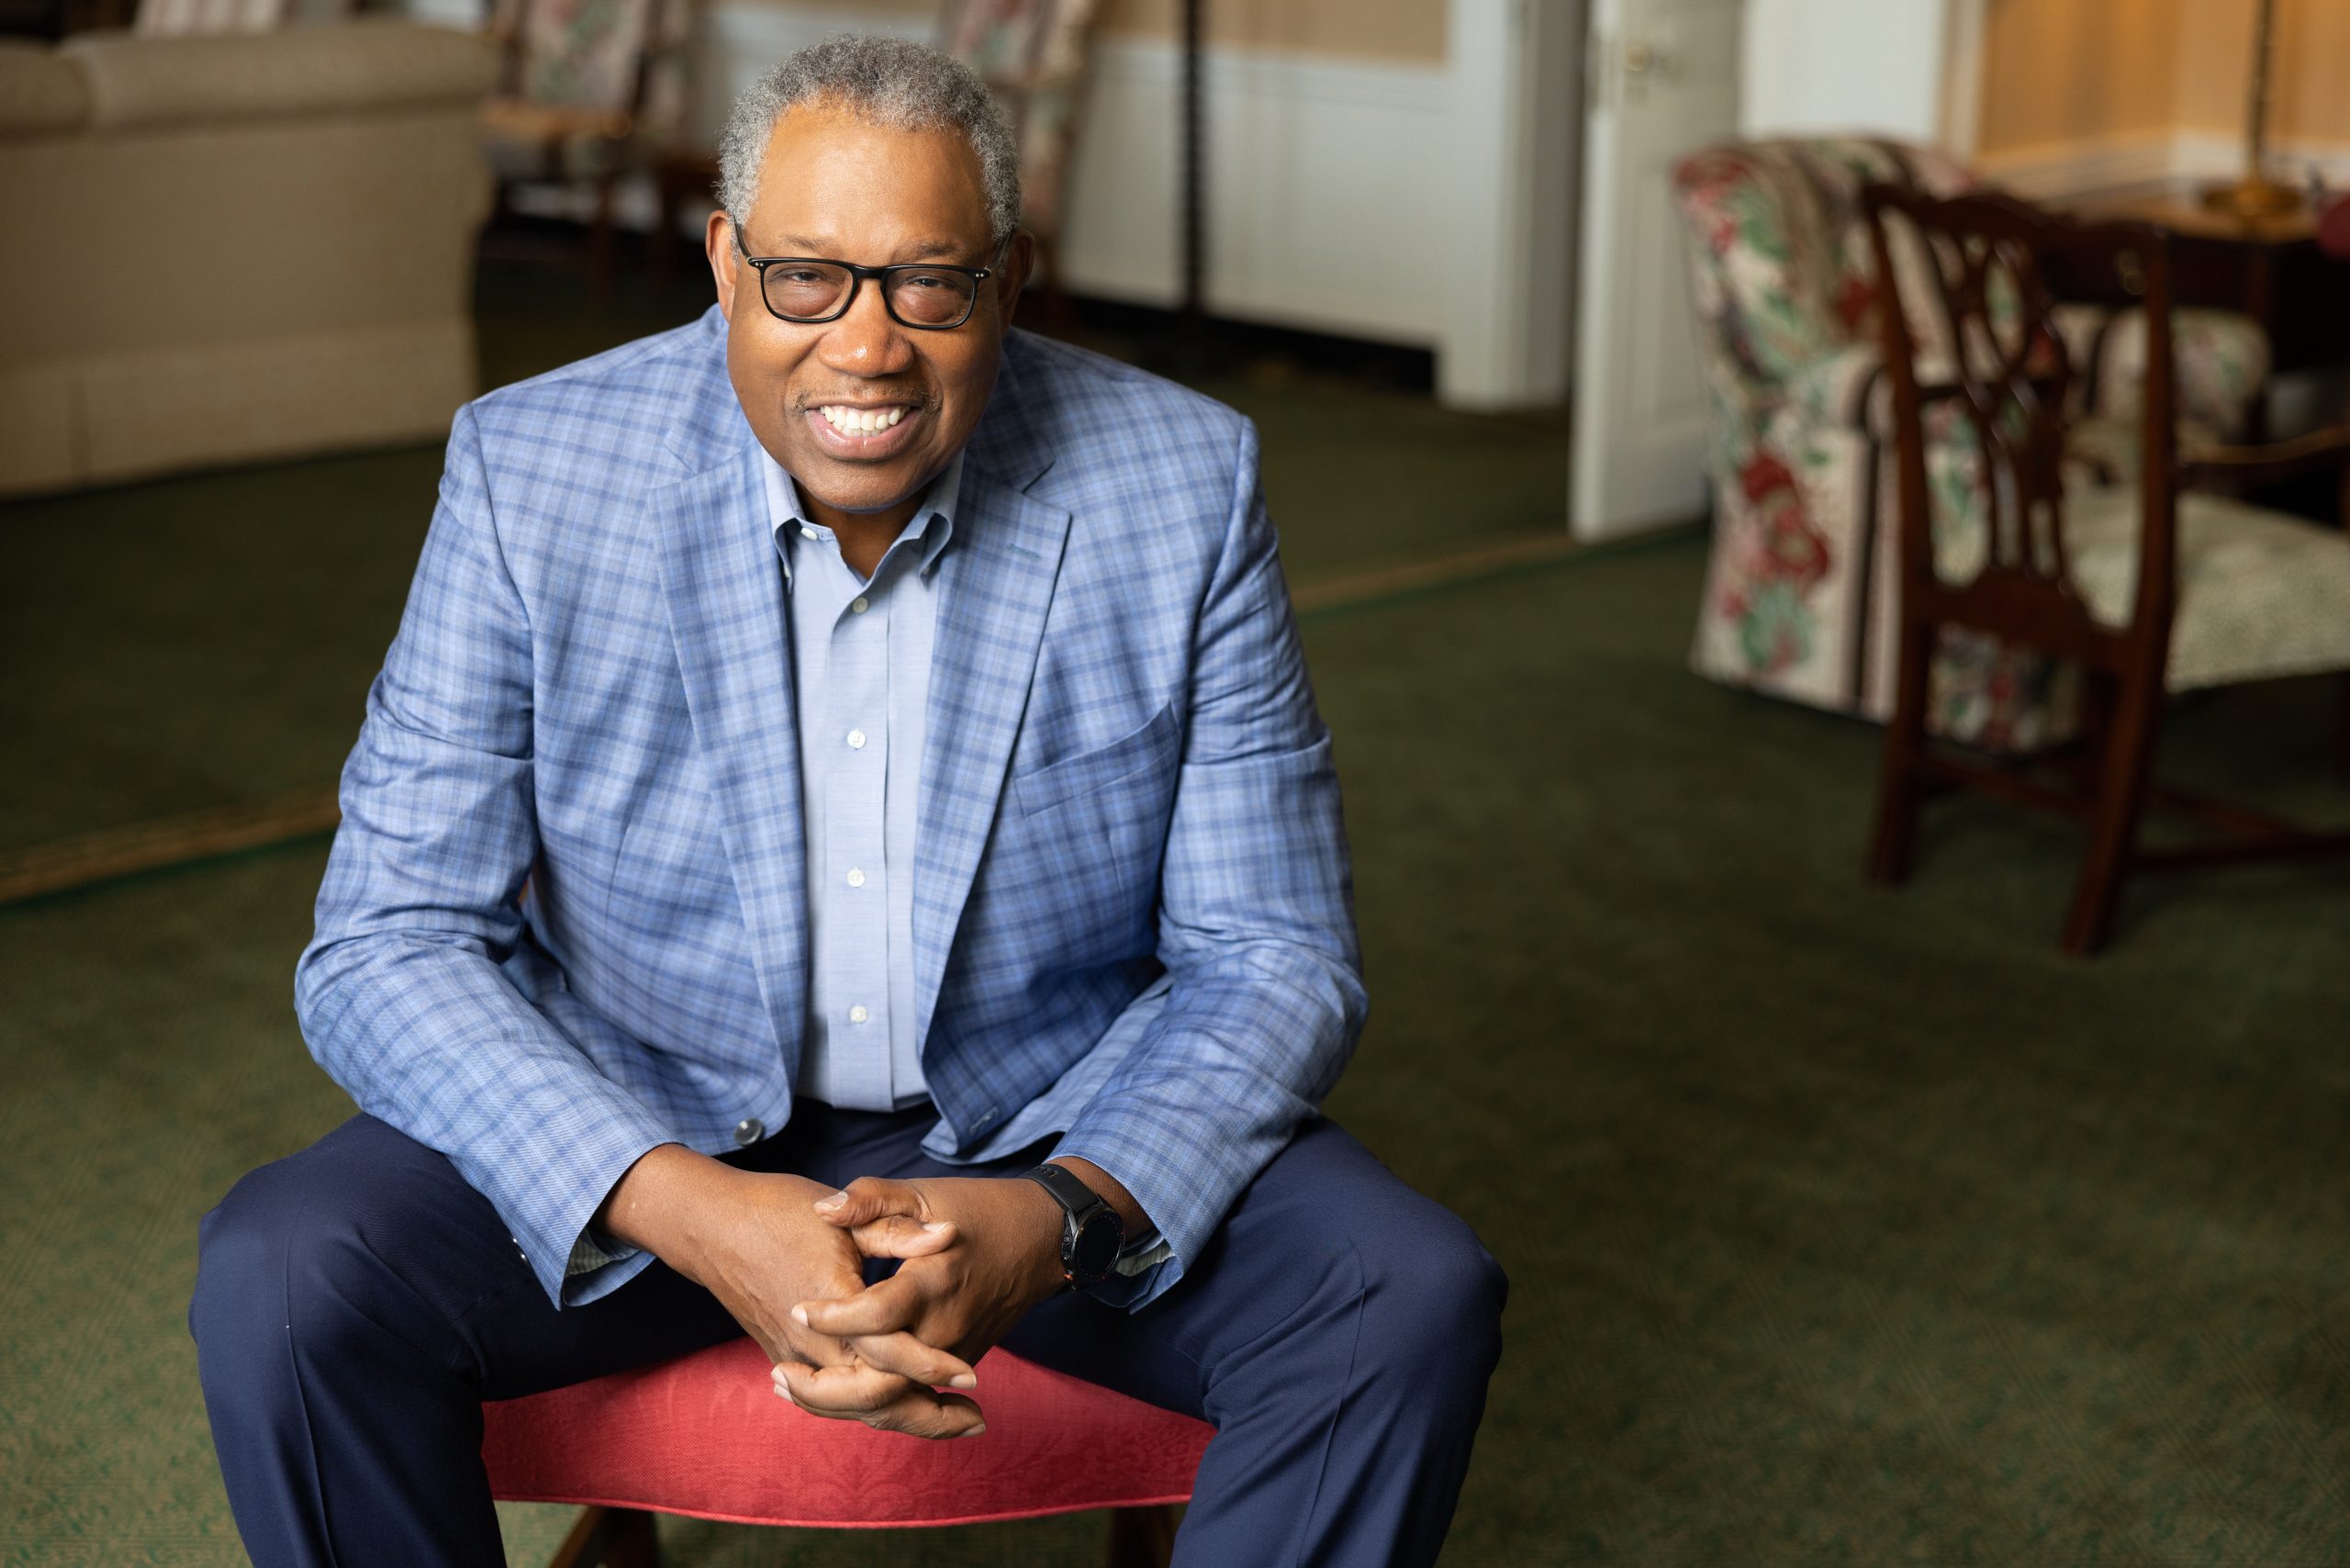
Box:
[761,450,962,1113]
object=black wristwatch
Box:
[1019,1164,1125,1292]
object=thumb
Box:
[812,1174,927,1227]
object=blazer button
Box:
[734,1117,765,1147]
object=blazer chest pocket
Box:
[1012,703,1181,819]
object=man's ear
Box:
[994,230,1035,324]
[707,211,740,321]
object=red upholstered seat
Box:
[482,1338,1212,1530]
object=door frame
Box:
[1440,0,1585,409]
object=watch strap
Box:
[1017,1164,1122,1288]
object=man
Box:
[192,36,1505,1568]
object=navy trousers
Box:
[191,1104,1505,1567]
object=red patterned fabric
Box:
[482,1339,1210,1529]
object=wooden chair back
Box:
[1860,183,2179,683]
[492,0,671,122]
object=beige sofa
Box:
[0,20,497,496]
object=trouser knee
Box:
[191,1152,411,1395]
[1353,1206,1508,1399]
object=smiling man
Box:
[190,36,1504,1568]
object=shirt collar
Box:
[762,449,964,583]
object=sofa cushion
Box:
[0,42,91,137]
[60,17,497,133]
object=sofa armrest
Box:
[61,17,497,133]
[0,42,90,137]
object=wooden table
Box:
[2063,187,2350,376]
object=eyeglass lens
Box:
[762,263,979,327]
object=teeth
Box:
[820,406,906,435]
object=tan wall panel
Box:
[1975,0,2182,154]
[2177,0,2350,142]
[1097,0,1446,62]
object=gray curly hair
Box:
[719,35,1023,251]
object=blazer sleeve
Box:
[295,404,677,1308]
[1048,417,1368,1310]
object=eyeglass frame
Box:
[732,229,1012,331]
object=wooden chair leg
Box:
[1106,1503,1181,1568]
[547,1505,661,1568]
[2061,678,2162,957]
[1865,623,1937,886]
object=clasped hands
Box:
[769,1172,1069,1439]
[599,1145,1119,1439]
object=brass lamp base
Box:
[2199,175,2305,218]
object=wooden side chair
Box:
[480,0,684,295]
[1857,183,2350,955]
[483,1336,1209,1567]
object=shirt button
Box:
[847,729,867,749]
[845,868,866,888]
[850,597,869,614]
[848,1004,869,1025]
[733,1117,765,1147]
[800,527,818,542]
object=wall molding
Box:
[1052,31,1455,347]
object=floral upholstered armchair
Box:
[1672,138,2271,748]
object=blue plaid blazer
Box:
[297,310,1364,1309]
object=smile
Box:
[804,403,923,459]
[818,403,908,434]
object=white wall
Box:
[1738,0,1950,143]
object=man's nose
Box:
[815,279,915,378]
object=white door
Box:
[1570,0,1742,540]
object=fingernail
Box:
[774,1382,795,1406]
[963,1423,987,1439]
[949,1373,978,1390]
[790,1305,810,1327]
[922,1221,951,1233]
[813,1191,846,1211]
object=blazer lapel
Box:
[912,381,1072,1049]
[648,431,810,1077]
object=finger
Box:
[840,1328,978,1390]
[812,1175,926,1227]
[794,1271,928,1340]
[772,1358,915,1417]
[849,1214,957,1260]
[776,1364,984,1439]
[860,1385,986,1440]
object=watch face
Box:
[1070,1210,1123,1282]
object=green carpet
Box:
[6,519,2350,1563]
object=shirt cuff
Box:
[565,1226,639,1279]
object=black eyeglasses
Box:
[735,232,1003,330]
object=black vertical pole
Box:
[1179,0,1206,367]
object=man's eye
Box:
[899,273,951,290]
[778,269,831,286]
